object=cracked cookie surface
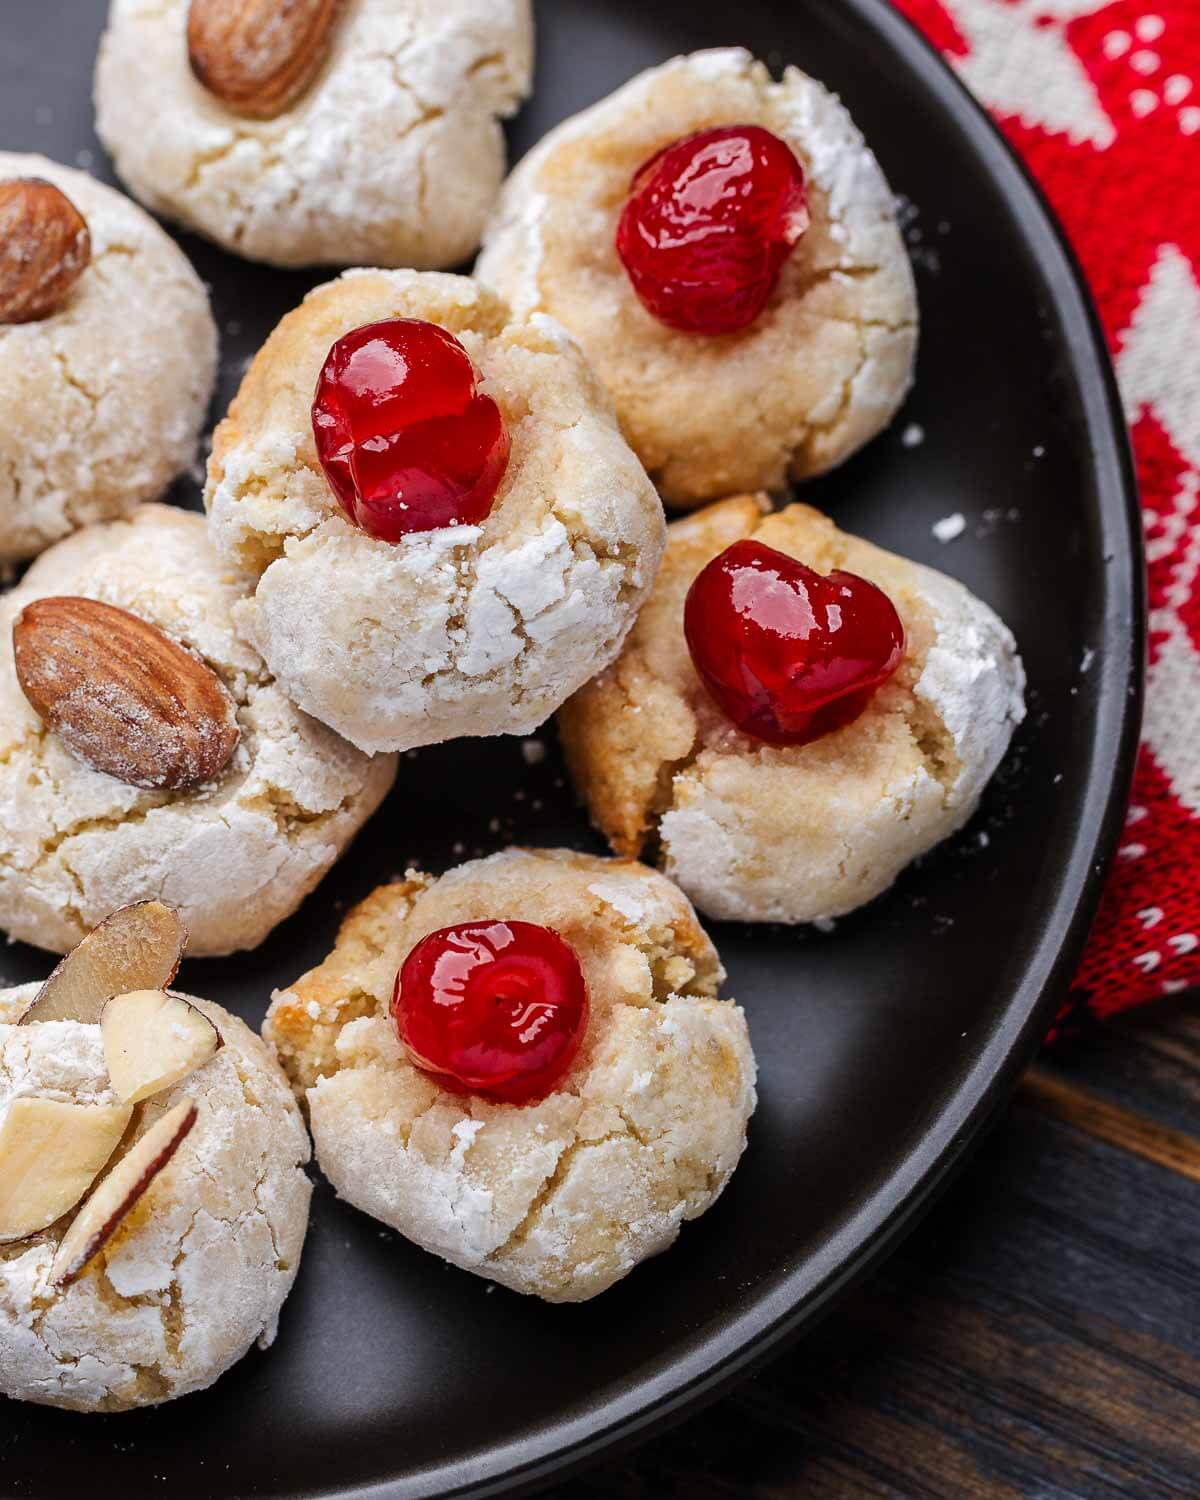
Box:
[0,153,216,569]
[265,848,756,1302]
[205,270,665,754]
[94,0,533,269]
[0,985,312,1412]
[477,48,918,507]
[559,498,1027,924]
[0,505,397,956]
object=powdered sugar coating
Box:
[0,154,216,567]
[265,849,756,1302]
[94,0,533,269]
[0,990,312,1412]
[0,506,397,956]
[478,48,918,506]
[206,271,665,754]
[559,498,1026,924]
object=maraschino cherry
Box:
[615,125,809,335]
[312,318,510,541]
[392,921,589,1105]
[684,539,905,746]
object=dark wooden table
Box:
[546,1000,1200,1498]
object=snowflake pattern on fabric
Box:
[894,0,1200,1027]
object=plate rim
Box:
[0,0,1142,1491]
[376,2,1144,1496]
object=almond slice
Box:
[187,0,342,119]
[50,1099,197,1287]
[0,1099,132,1243]
[101,990,222,1104]
[0,177,91,324]
[20,902,186,1026]
[13,596,241,791]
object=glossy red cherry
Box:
[392,921,589,1105]
[311,319,510,541]
[615,125,809,335]
[684,539,905,746]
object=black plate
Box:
[0,1,1141,1496]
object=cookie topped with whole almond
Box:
[0,905,312,1412]
[0,154,216,568]
[0,504,397,957]
[94,0,534,269]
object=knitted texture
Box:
[895,0,1199,1026]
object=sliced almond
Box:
[187,0,342,119]
[20,902,186,1026]
[0,1099,132,1243]
[50,1099,197,1287]
[101,990,221,1105]
[13,596,240,791]
[0,177,91,325]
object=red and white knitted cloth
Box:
[893,0,1200,1027]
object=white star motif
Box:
[938,0,1118,147]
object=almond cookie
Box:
[0,505,397,957]
[0,155,216,568]
[265,848,755,1303]
[95,0,534,269]
[559,498,1026,925]
[205,270,665,754]
[478,48,918,507]
[0,914,312,1411]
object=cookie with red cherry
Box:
[558,497,1026,925]
[478,48,917,507]
[205,270,665,755]
[264,848,756,1303]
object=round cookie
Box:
[0,154,216,568]
[205,270,666,754]
[265,848,756,1303]
[0,504,397,956]
[558,497,1026,925]
[0,985,312,1412]
[95,0,534,269]
[478,48,918,507]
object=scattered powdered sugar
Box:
[902,422,925,448]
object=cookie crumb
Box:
[521,739,546,766]
[901,422,925,448]
[931,512,965,543]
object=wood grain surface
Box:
[547,1000,1200,1499]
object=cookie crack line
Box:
[48,348,102,413]
[485,1132,578,1260]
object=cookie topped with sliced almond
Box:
[0,909,312,1412]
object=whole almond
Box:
[187,0,342,119]
[12,597,241,791]
[0,178,91,325]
